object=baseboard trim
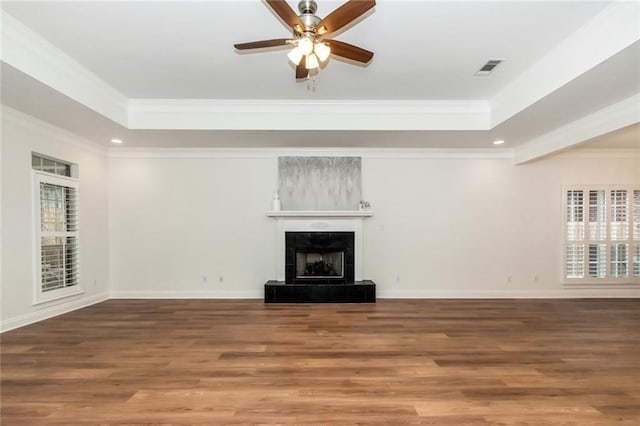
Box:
[111,288,640,300]
[109,290,262,299]
[377,288,640,299]
[1,292,109,333]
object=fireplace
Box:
[265,214,375,303]
[285,232,354,284]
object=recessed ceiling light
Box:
[110,138,123,144]
[493,140,505,145]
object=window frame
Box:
[563,185,640,286]
[32,170,82,304]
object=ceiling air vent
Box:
[475,59,504,76]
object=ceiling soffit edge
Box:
[127,99,490,114]
[126,99,490,131]
[1,105,109,156]
[513,93,640,164]
[1,10,129,126]
[490,1,640,128]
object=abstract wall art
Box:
[278,157,362,211]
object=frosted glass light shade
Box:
[287,47,303,65]
[298,37,313,55]
[314,42,330,62]
[305,53,319,69]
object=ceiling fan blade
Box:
[296,56,308,79]
[316,0,376,36]
[266,0,304,31]
[234,38,291,50]
[325,39,374,63]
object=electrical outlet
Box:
[507,275,512,283]
[395,275,400,283]
[219,275,224,283]
[202,275,207,283]
[533,275,539,283]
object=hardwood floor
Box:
[2,299,640,424]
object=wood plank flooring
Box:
[1,299,640,424]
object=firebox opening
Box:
[296,251,344,279]
[285,231,354,284]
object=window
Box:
[32,154,81,303]
[32,154,72,177]
[564,186,640,284]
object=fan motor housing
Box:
[298,0,317,14]
[298,0,320,30]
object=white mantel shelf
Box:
[266,210,373,218]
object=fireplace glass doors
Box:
[285,232,354,284]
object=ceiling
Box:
[1,0,639,161]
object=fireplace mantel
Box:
[266,210,373,218]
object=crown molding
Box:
[513,93,640,164]
[0,10,129,126]
[107,146,513,160]
[127,99,490,131]
[490,1,640,128]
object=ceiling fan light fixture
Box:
[314,42,330,62]
[298,37,314,55]
[233,0,376,81]
[287,47,304,65]
[305,53,319,69]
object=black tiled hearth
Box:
[264,280,376,303]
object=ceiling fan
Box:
[234,0,375,80]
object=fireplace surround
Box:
[268,213,369,281]
[265,212,376,303]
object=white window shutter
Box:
[564,186,639,285]
[34,172,81,303]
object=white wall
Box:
[108,149,640,299]
[1,106,637,333]
[364,154,639,297]
[1,107,110,331]
[108,155,276,297]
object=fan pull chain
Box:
[306,74,316,93]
